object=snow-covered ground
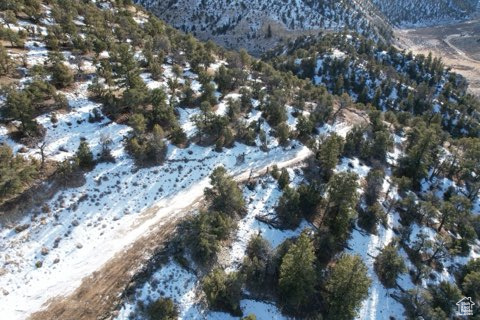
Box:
[0,22,314,319]
[116,166,310,320]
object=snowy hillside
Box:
[135,0,392,55]
[1,1,480,320]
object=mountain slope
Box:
[135,0,392,55]
[1,1,480,320]
[372,0,479,26]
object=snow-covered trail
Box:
[0,143,312,320]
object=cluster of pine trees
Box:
[182,162,376,319]
[268,32,480,137]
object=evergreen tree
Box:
[279,232,317,311]
[146,298,178,320]
[204,166,245,216]
[0,43,12,75]
[0,144,38,202]
[276,186,302,228]
[323,172,359,241]
[276,122,290,146]
[50,60,74,88]
[202,269,243,315]
[75,140,94,170]
[188,209,234,264]
[277,168,290,190]
[1,89,37,136]
[242,234,271,292]
[316,133,344,181]
[438,195,472,232]
[374,243,406,288]
[324,254,371,320]
[397,125,441,189]
[364,168,385,206]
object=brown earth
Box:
[395,14,480,97]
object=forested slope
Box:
[0,1,479,320]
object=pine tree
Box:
[1,89,36,136]
[146,298,178,320]
[0,144,38,202]
[276,186,301,228]
[276,122,290,146]
[324,254,371,320]
[129,113,146,135]
[364,168,385,206]
[316,133,344,181]
[279,232,317,311]
[438,195,472,232]
[202,269,243,315]
[0,43,12,75]
[374,243,406,288]
[149,124,165,163]
[242,234,271,292]
[397,124,441,190]
[323,172,359,241]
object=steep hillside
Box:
[135,0,392,55]
[372,0,479,26]
[1,1,480,320]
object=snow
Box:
[336,157,371,178]
[0,35,316,318]
[318,122,352,138]
[177,107,202,138]
[116,164,310,319]
[331,49,346,59]
[226,172,310,271]
[0,137,312,319]
[116,260,201,319]
[209,300,287,320]
[349,220,405,320]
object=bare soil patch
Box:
[395,15,480,97]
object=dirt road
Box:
[395,15,480,97]
[28,148,313,320]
